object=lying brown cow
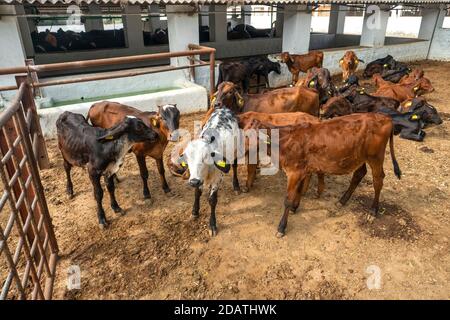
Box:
[373,69,426,89]
[372,77,434,102]
[250,113,401,237]
[87,101,180,199]
[238,111,324,195]
[340,51,363,82]
[280,51,324,85]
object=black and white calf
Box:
[177,108,244,236]
[56,111,158,229]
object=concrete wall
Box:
[428,8,450,61]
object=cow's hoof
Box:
[191,214,199,220]
[113,207,126,216]
[290,208,298,215]
[163,187,171,194]
[234,189,241,196]
[365,213,375,223]
[143,192,151,200]
[241,186,249,193]
[67,193,74,200]
[276,231,285,238]
[335,201,345,209]
[99,222,109,230]
[209,229,218,237]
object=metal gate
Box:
[0,79,58,300]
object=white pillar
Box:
[84,4,104,31]
[243,5,252,25]
[328,4,347,34]
[0,5,27,99]
[15,5,34,57]
[209,4,227,43]
[360,5,390,47]
[282,5,312,53]
[123,5,144,50]
[167,5,199,66]
[418,5,441,40]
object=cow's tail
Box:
[389,130,401,179]
[85,111,91,124]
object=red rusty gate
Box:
[0,79,58,300]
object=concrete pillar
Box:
[167,5,199,66]
[418,5,441,40]
[275,6,284,37]
[200,5,209,27]
[328,4,347,34]
[243,5,252,25]
[123,5,144,49]
[84,4,104,31]
[15,5,34,57]
[360,5,390,47]
[0,5,27,99]
[209,4,227,43]
[282,5,312,53]
[148,4,162,32]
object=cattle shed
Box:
[0,0,450,136]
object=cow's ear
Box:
[211,153,231,173]
[339,58,344,65]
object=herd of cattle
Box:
[32,23,272,53]
[56,50,443,238]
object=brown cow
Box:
[372,77,434,102]
[280,51,324,85]
[340,51,363,82]
[238,111,324,196]
[211,81,320,116]
[249,113,401,237]
[87,101,180,199]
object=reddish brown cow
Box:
[249,113,401,237]
[210,81,320,117]
[340,51,363,82]
[373,77,434,102]
[280,51,324,85]
[373,69,426,89]
[87,101,180,199]
[238,111,324,195]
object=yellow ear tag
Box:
[238,97,244,108]
[405,101,413,107]
[211,96,216,105]
[265,140,271,145]
[181,161,187,167]
[359,88,365,94]
[411,114,419,120]
[152,118,157,127]
[309,80,315,88]
[216,160,226,168]
[105,135,114,140]
[339,59,344,65]
[355,59,359,64]
[413,86,419,92]
[383,64,389,68]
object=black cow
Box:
[363,55,398,78]
[56,112,158,228]
[217,56,281,93]
[400,97,443,127]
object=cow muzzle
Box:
[189,178,203,188]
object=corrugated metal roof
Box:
[1,1,449,6]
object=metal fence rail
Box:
[0,82,58,300]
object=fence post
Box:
[209,49,216,97]
[25,59,42,98]
[15,75,50,170]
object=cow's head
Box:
[213,81,245,112]
[267,60,281,75]
[402,98,442,125]
[178,138,230,188]
[413,77,434,96]
[280,52,293,64]
[305,67,337,104]
[153,104,180,142]
[321,97,353,119]
[340,51,363,82]
[98,116,158,143]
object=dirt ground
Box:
[33,60,450,299]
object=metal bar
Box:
[0,48,214,76]
[32,62,209,88]
[16,76,50,170]
[0,84,19,92]
[0,83,26,128]
[25,59,42,98]
[209,50,216,97]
